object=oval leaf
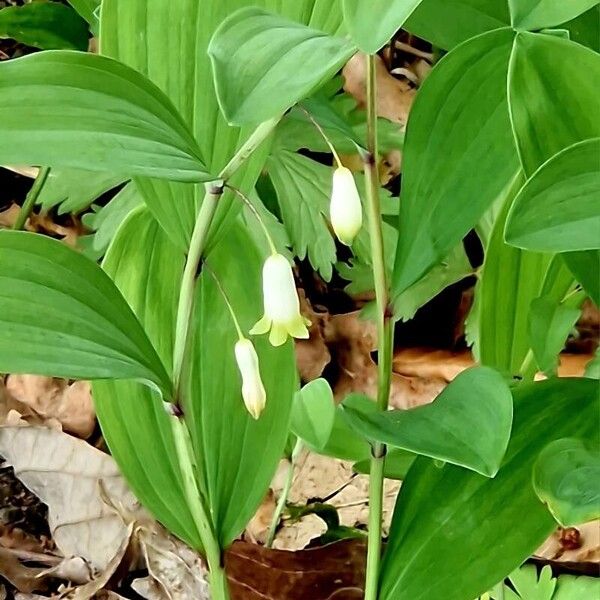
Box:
[505,138,600,252]
[534,438,600,527]
[342,0,425,53]
[0,2,89,50]
[508,32,600,176]
[0,50,208,182]
[379,377,598,600]
[342,366,513,477]
[509,0,599,31]
[392,28,519,297]
[208,6,355,125]
[291,379,336,450]
[562,250,600,305]
[0,230,171,395]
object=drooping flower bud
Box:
[250,253,310,347]
[330,166,363,246]
[234,337,266,419]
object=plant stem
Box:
[266,439,303,547]
[170,416,229,599]
[13,166,50,231]
[363,53,394,600]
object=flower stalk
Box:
[363,53,395,600]
[13,166,50,231]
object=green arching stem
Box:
[266,439,303,548]
[226,184,278,254]
[13,167,50,231]
[169,117,281,600]
[363,52,395,600]
[298,105,343,168]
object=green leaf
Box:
[392,244,473,321]
[472,188,557,376]
[67,0,99,30]
[404,0,510,49]
[291,379,336,451]
[184,222,298,547]
[562,250,600,305]
[342,0,425,53]
[529,297,581,377]
[267,150,337,280]
[0,51,208,182]
[507,565,556,600]
[554,573,600,599]
[354,448,416,480]
[508,32,600,176]
[343,366,513,477]
[392,28,520,298]
[101,0,343,251]
[508,0,599,31]
[0,2,89,50]
[379,377,599,600]
[81,182,143,255]
[208,7,354,125]
[0,230,171,396]
[94,208,200,549]
[505,138,600,252]
[533,438,600,527]
[37,168,126,214]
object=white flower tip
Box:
[330,166,363,246]
[234,338,266,419]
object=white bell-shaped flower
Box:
[330,166,363,246]
[250,253,310,347]
[234,337,267,419]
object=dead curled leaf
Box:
[0,427,144,571]
[225,539,366,600]
[5,376,95,439]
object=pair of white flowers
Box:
[235,166,362,419]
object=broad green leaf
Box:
[534,438,600,526]
[505,138,600,252]
[37,168,126,214]
[562,250,600,305]
[392,28,520,298]
[472,189,557,376]
[0,230,170,395]
[94,208,201,549]
[101,0,343,251]
[184,222,298,547]
[508,32,600,176]
[208,7,354,125]
[0,2,89,50]
[343,366,512,476]
[379,377,599,600]
[554,573,600,599]
[562,5,600,52]
[354,448,416,480]
[0,51,208,182]
[267,150,337,280]
[508,0,599,31]
[529,297,581,377]
[585,348,600,379]
[404,0,509,49]
[291,379,336,450]
[342,0,424,53]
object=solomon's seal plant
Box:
[0,0,598,599]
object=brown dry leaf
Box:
[0,547,47,593]
[295,292,331,382]
[324,312,437,409]
[68,523,134,600]
[245,489,276,545]
[131,524,209,600]
[0,203,22,228]
[6,376,95,439]
[225,539,366,600]
[343,52,415,126]
[0,427,145,570]
[41,557,92,587]
[536,521,600,565]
